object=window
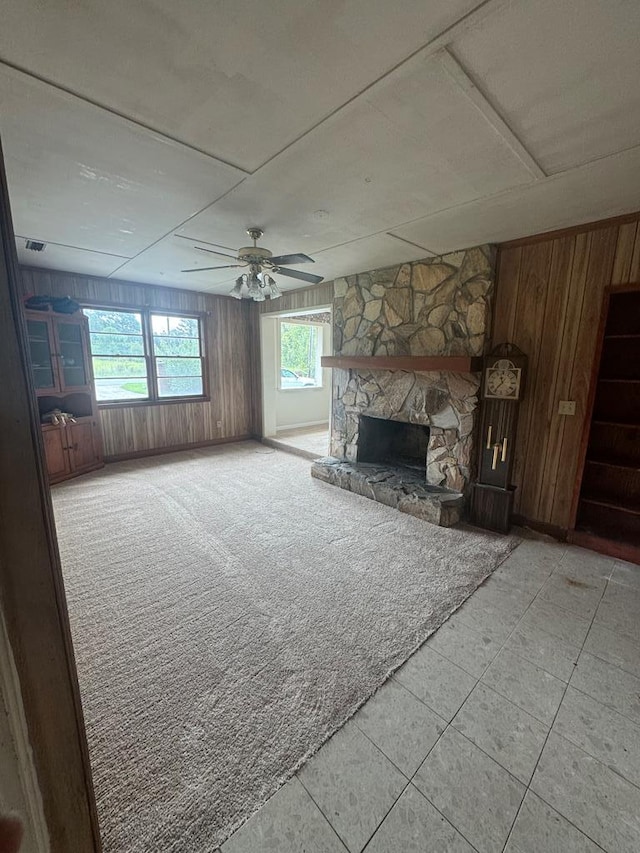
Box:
[83,308,205,404]
[279,320,323,388]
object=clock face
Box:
[485,359,521,399]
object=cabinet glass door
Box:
[26,318,57,389]
[57,321,88,388]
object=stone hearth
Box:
[315,247,495,526]
[311,458,463,526]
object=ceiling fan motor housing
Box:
[237,245,273,264]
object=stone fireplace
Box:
[312,246,495,526]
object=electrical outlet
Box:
[558,400,576,416]
[216,420,222,428]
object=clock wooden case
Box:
[470,344,527,533]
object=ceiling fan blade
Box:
[181,264,243,272]
[274,267,324,285]
[175,233,239,253]
[192,246,240,260]
[269,253,315,266]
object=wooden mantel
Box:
[321,355,483,372]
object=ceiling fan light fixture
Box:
[264,274,282,300]
[229,276,245,299]
[247,272,262,298]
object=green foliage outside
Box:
[280,322,320,378]
[121,381,148,395]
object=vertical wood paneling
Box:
[20,267,255,457]
[629,229,640,283]
[508,241,553,515]
[536,234,583,521]
[522,236,575,520]
[552,226,618,526]
[495,214,640,531]
[491,247,522,345]
[612,221,638,284]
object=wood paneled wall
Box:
[20,268,255,458]
[494,212,640,531]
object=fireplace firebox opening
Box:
[357,415,430,473]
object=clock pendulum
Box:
[470,343,528,533]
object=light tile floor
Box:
[221,538,640,853]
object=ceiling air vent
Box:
[25,239,47,252]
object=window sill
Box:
[97,396,210,409]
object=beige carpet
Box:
[52,441,517,852]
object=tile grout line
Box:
[355,720,482,853]
[297,709,480,853]
[499,562,614,853]
[293,774,352,853]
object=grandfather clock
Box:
[470,343,527,533]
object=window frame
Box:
[277,317,325,392]
[82,302,209,408]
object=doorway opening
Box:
[260,306,332,459]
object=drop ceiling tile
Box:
[0,0,484,171]
[452,0,640,174]
[108,234,244,291]
[313,234,434,282]
[16,240,128,277]
[175,54,534,258]
[0,66,245,258]
[394,145,640,253]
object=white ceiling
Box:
[1,0,639,295]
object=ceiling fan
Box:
[178,228,324,301]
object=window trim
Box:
[277,317,325,392]
[82,302,209,408]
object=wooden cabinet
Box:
[42,424,72,481]
[26,313,92,394]
[42,418,103,483]
[25,308,104,483]
[68,420,103,473]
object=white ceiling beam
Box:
[437,47,547,180]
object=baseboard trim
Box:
[512,515,568,542]
[104,435,253,463]
[568,530,640,565]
